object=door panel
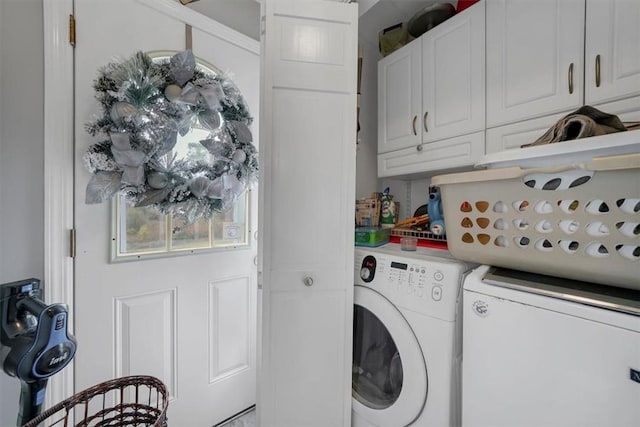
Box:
[269,291,348,427]
[258,1,358,426]
[73,1,258,425]
[269,90,348,274]
[208,276,253,383]
[114,290,177,397]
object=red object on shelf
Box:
[456,0,480,13]
[389,235,448,250]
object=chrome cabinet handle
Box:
[423,111,429,132]
[595,54,601,87]
[412,115,417,136]
[303,276,314,287]
[568,63,574,94]
[416,145,423,152]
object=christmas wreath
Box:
[83,50,258,222]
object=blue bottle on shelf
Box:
[428,188,445,236]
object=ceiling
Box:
[181,0,453,44]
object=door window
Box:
[352,304,403,409]
[112,190,249,261]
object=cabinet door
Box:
[378,41,422,154]
[422,1,485,142]
[585,0,640,105]
[486,0,584,128]
[258,1,357,426]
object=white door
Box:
[585,0,640,106]
[486,0,584,128]
[73,1,258,425]
[257,1,358,426]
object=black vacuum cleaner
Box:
[1,278,77,426]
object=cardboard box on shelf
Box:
[355,198,381,227]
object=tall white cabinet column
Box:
[257,1,358,426]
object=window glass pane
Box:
[114,195,249,259]
[171,216,211,250]
[114,191,249,259]
[120,197,168,255]
[178,128,212,162]
[212,192,248,247]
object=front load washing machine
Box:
[352,244,475,427]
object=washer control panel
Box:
[356,248,468,321]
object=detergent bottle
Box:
[380,187,397,229]
[428,188,446,236]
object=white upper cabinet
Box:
[422,1,485,143]
[585,0,640,106]
[486,0,584,128]
[378,42,422,154]
[377,1,485,176]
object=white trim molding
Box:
[43,0,75,408]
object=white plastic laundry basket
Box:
[432,152,640,290]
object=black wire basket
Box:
[23,375,169,427]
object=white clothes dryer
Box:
[352,244,475,427]
[462,265,640,427]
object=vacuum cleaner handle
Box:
[17,379,48,426]
[1,280,77,426]
[4,301,76,381]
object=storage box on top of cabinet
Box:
[432,132,640,290]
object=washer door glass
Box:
[352,286,428,426]
[352,305,403,409]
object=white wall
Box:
[185,0,260,41]
[0,0,45,424]
[355,34,380,199]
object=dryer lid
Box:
[483,267,640,316]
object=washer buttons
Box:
[434,271,444,281]
[431,286,442,301]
